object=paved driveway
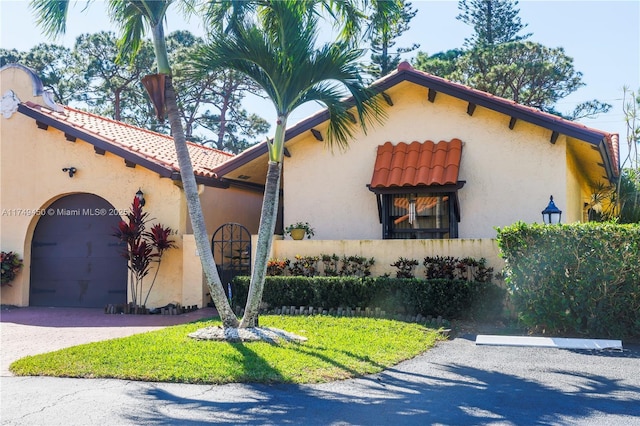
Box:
[1,307,640,425]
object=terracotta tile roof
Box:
[371,139,463,189]
[19,102,233,182]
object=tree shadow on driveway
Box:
[125,347,640,425]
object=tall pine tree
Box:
[457,0,530,48]
[413,0,610,119]
[365,0,418,79]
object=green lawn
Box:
[10,315,445,384]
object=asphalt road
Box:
[2,336,639,425]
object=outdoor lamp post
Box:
[136,189,146,207]
[542,195,562,224]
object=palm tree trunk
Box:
[164,76,239,329]
[240,118,286,328]
[240,160,282,328]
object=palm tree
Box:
[30,0,239,328]
[191,0,384,328]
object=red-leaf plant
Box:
[113,197,176,311]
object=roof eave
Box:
[18,104,175,178]
[214,65,617,181]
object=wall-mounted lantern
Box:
[135,189,146,207]
[62,167,77,177]
[542,195,562,224]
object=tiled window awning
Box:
[370,139,463,190]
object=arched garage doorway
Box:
[30,194,127,307]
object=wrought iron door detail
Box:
[211,223,251,287]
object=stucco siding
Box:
[1,77,187,307]
[198,186,263,235]
[283,81,569,240]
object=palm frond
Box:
[202,0,259,35]
[30,0,72,38]
[108,1,147,64]
[190,0,384,152]
[106,0,173,70]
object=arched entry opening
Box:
[211,223,251,288]
[30,194,127,307]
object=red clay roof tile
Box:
[371,139,463,189]
[20,103,233,178]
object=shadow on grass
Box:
[228,342,286,383]
[125,359,640,425]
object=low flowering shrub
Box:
[289,255,320,277]
[265,254,375,277]
[266,258,290,276]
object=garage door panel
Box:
[31,257,125,280]
[30,194,127,308]
[31,280,124,307]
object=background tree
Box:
[3,30,269,154]
[618,88,640,223]
[457,0,530,48]
[169,31,270,153]
[191,0,384,328]
[412,49,464,78]
[413,0,610,119]
[450,42,583,110]
[364,0,418,79]
[73,31,156,123]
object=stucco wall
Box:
[283,81,570,240]
[1,67,188,307]
[266,238,505,279]
[566,151,587,223]
[198,186,264,235]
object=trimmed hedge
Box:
[497,222,640,338]
[231,276,505,320]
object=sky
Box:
[1,0,639,159]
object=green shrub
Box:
[423,256,494,282]
[497,221,640,338]
[1,251,23,286]
[390,257,419,278]
[265,254,375,277]
[232,276,504,320]
[289,255,320,277]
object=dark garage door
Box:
[30,194,127,307]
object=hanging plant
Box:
[1,251,23,287]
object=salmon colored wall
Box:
[198,186,264,235]
[0,66,189,308]
[283,81,571,240]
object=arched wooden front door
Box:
[30,194,127,307]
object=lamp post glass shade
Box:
[542,195,562,224]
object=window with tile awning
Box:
[368,139,465,239]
